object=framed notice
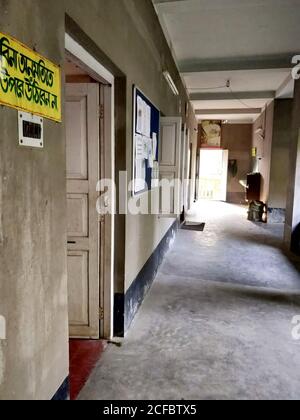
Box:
[200,120,222,148]
[133,86,160,195]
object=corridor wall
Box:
[0,0,198,399]
[222,124,252,204]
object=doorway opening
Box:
[65,34,115,400]
[198,149,229,202]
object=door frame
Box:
[65,33,115,339]
[187,140,193,209]
[180,124,187,214]
[199,149,229,201]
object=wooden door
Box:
[220,150,229,202]
[159,117,182,216]
[66,83,100,339]
[187,141,193,208]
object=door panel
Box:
[159,117,182,217]
[160,124,177,166]
[160,172,175,215]
[67,251,89,326]
[66,96,88,180]
[180,125,187,213]
[67,194,89,237]
[66,83,100,339]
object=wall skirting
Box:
[114,219,179,337]
[114,293,125,338]
[51,377,70,401]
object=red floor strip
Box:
[69,340,107,400]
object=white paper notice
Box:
[135,134,144,160]
[142,101,147,136]
[147,137,153,167]
[142,136,149,160]
[146,104,151,138]
[148,154,154,169]
[136,96,144,134]
[135,159,146,193]
[152,133,158,160]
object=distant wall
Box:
[268,100,292,211]
[222,124,252,204]
[251,99,292,223]
[285,80,300,246]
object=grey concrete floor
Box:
[79,201,300,400]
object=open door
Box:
[66,83,101,339]
[221,150,229,202]
[159,117,182,216]
[199,149,229,201]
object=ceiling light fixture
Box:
[163,71,179,96]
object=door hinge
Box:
[99,104,104,120]
[99,307,104,320]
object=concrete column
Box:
[284,80,300,252]
[268,99,293,223]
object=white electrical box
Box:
[18,111,44,148]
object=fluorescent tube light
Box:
[163,71,179,96]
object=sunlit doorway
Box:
[198,149,229,201]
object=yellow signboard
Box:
[0,32,61,122]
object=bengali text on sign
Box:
[0,32,61,122]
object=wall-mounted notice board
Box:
[133,86,160,195]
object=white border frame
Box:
[65,33,115,339]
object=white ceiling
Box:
[153,0,299,122]
[184,69,291,93]
[192,98,272,110]
[195,113,261,124]
[154,0,300,64]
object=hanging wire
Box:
[189,84,228,91]
[227,86,258,110]
[189,81,259,109]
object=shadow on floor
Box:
[226,229,283,249]
[282,248,300,277]
[155,278,300,310]
[225,226,300,279]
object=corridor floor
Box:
[79,202,300,400]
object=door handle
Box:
[67,241,76,244]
